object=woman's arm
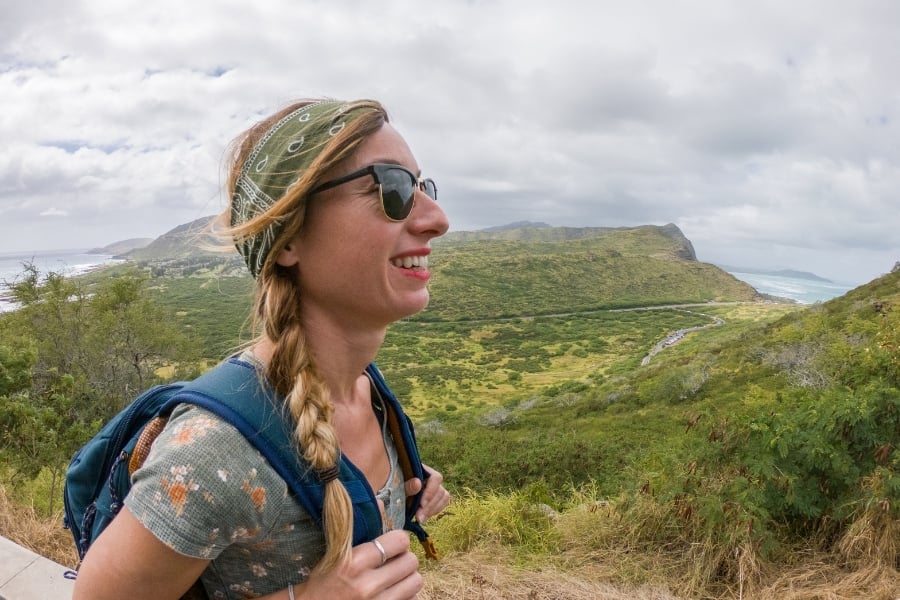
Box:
[74,508,423,600]
[72,507,210,600]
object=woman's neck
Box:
[251,318,386,407]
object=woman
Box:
[73,99,451,599]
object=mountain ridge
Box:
[88,238,153,256]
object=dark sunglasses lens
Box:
[380,168,416,220]
[422,179,437,201]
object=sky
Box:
[1,0,897,285]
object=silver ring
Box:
[372,539,387,567]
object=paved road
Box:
[640,309,726,366]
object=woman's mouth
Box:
[390,255,429,270]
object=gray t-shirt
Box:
[125,399,406,600]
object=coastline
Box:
[727,270,855,304]
[0,252,126,313]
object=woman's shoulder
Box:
[155,404,285,474]
[125,403,317,566]
[134,403,292,513]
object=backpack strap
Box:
[159,357,384,546]
[366,363,440,559]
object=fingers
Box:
[379,562,423,600]
[416,485,450,523]
[404,477,423,497]
[364,529,411,569]
[371,539,388,568]
[376,539,421,600]
[304,531,420,600]
[411,465,450,523]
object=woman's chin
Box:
[394,291,431,321]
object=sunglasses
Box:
[309,163,437,221]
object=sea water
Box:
[0,249,123,313]
[727,271,856,304]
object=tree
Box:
[0,345,97,511]
[5,264,90,388]
[82,272,199,414]
[2,264,199,422]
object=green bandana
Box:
[231,100,365,278]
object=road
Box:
[639,309,726,366]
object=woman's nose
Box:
[409,189,449,237]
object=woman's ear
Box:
[275,242,301,268]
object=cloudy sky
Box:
[2,0,897,285]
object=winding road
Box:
[639,309,725,365]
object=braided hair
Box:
[223,99,388,572]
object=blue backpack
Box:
[63,356,438,565]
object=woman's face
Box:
[281,123,450,330]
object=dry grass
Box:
[0,484,78,567]
[760,561,900,600]
[3,483,898,600]
[419,549,681,600]
[418,547,900,600]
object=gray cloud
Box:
[0,0,897,284]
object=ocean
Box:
[727,271,856,304]
[0,249,123,313]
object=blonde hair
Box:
[222,99,388,572]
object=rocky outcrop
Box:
[658,223,698,261]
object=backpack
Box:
[63,356,438,568]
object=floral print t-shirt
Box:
[125,397,406,600]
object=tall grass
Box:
[4,479,898,598]
[416,483,900,599]
[0,483,77,567]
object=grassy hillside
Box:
[126,223,763,360]
[426,224,759,320]
[408,269,899,596]
[125,215,235,262]
[414,272,898,489]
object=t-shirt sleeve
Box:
[125,404,291,560]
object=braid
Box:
[220,98,392,573]
[257,270,354,571]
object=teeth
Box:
[392,255,428,269]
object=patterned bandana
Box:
[231,100,366,278]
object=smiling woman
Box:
[72,99,452,600]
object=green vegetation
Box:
[426,225,760,321]
[412,270,900,595]
[1,223,896,598]
[0,266,202,511]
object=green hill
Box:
[425,223,759,320]
[109,221,762,357]
[87,237,153,256]
[124,215,227,261]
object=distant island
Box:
[716,265,832,283]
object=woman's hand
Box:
[404,463,450,523]
[293,529,422,599]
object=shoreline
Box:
[0,257,128,314]
[726,270,855,304]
